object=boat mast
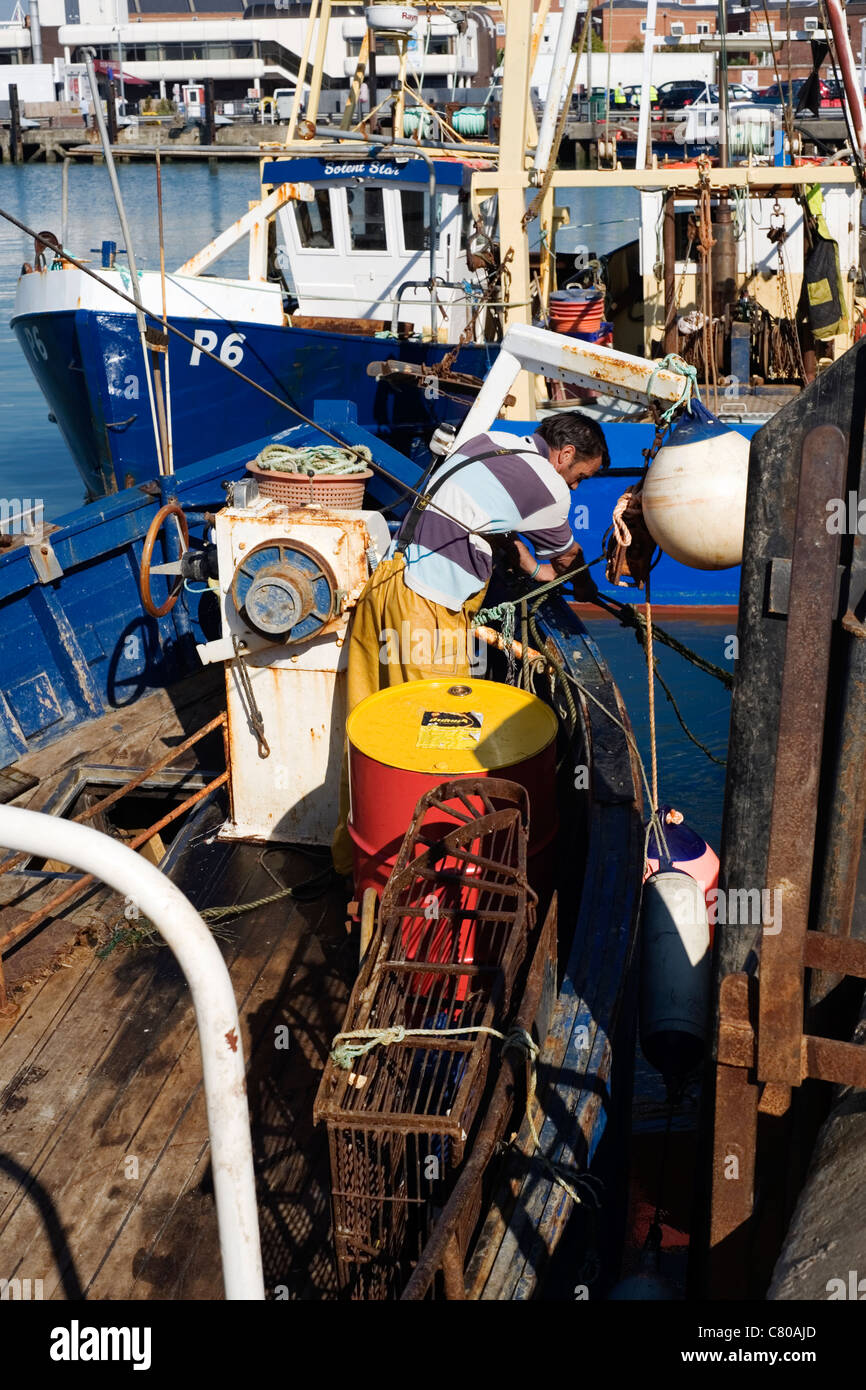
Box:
[496,0,536,417]
[82,47,167,478]
[534,0,580,172]
[306,0,333,129]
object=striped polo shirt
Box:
[390,429,574,611]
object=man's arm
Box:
[513,539,598,600]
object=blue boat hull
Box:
[10,307,499,500]
[10,304,748,606]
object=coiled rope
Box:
[252,443,373,475]
[610,491,633,549]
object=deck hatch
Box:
[5,765,219,877]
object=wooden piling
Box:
[205,79,216,148]
[9,83,22,164]
[105,79,118,146]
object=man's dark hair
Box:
[536,411,610,470]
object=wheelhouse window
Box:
[401,189,442,251]
[347,186,387,250]
[294,189,334,249]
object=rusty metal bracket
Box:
[766,557,846,618]
[708,972,759,1298]
[26,533,64,584]
[758,425,847,1087]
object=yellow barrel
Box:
[347,678,559,894]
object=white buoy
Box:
[641,403,749,570]
[640,869,711,1084]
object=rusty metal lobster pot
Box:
[346,678,559,902]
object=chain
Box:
[769,200,808,383]
[696,159,718,414]
[232,636,270,758]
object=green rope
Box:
[252,443,373,476]
[645,354,700,424]
[201,885,295,924]
[472,552,606,632]
[329,1022,603,1210]
[330,1022,505,1070]
[527,610,579,734]
[466,551,679,857]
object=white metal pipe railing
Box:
[0,805,264,1301]
[635,0,658,173]
[534,0,580,172]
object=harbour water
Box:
[0,162,262,517]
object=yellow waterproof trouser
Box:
[331,553,486,876]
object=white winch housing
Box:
[197,493,388,845]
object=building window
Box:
[697,22,711,36]
[294,190,334,249]
[347,186,387,251]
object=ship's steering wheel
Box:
[140,503,189,618]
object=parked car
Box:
[724,83,757,103]
[655,80,715,110]
[822,77,845,107]
[753,78,830,110]
[654,80,754,111]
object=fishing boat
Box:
[9,1,866,621]
[0,325,679,1300]
[10,148,502,502]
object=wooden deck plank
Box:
[0,936,100,1069]
[0,824,352,1302]
[98,894,348,1301]
[0,835,266,1294]
[82,912,301,1299]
